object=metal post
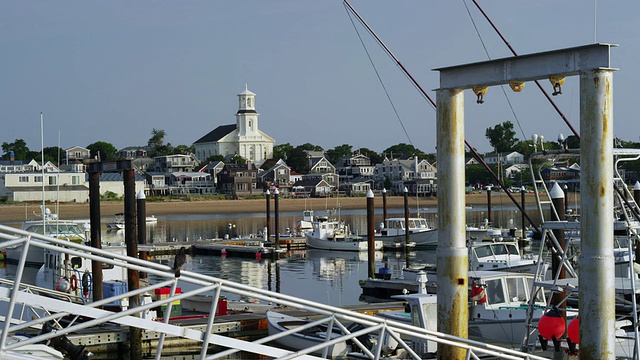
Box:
[520,186,526,255]
[634,181,640,265]
[123,169,141,360]
[88,171,103,302]
[403,187,410,250]
[436,88,468,359]
[274,189,280,251]
[382,188,388,223]
[563,184,569,213]
[366,190,375,279]
[265,190,271,240]
[578,69,615,359]
[136,190,147,280]
[487,188,492,226]
[550,183,567,340]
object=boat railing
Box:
[0,223,549,360]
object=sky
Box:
[1,1,639,157]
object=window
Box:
[49,176,57,185]
[485,279,505,304]
[34,176,43,183]
[72,176,80,185]
[19,176,28,182]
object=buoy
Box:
[568,317,579,343]
[471,284,486,304]
[538,308,565,341]
[256,251,262,261]
[221,249,227,256]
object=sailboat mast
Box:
[40,112,46,231]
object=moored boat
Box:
[376,217,438,248]
[305,215,382,252]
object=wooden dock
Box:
[144,236,307,259]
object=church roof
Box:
[193,124,236,144]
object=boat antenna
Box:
[343,0,540,233]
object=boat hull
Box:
[266,310,351,358]
[305,234,382,252]
[377,228,438,249]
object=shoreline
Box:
[0,193,541,224]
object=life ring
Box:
[471,285,486,304]
[70,274,79,291]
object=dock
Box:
[144,236,307,259]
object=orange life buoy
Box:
[70,274,79,291]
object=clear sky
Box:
[1,1,638,156]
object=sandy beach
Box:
[0,192,542,224]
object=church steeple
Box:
[236,84,259,137]
[237,83,256,113]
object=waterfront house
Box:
[373,156,437,195]
[291,178,332,198]
[193,85,275,168]
[306,154,338,193]
[258,158,291,194]
[63,146,91,165]
[199,161,225,189]
[0,162,89,202]
[483,151,524,166]
[335,153,374,184]
[99,172,146,198]
[217,163,258,198]
[152,154,200,173]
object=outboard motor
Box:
[39,321,91,360]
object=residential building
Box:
[258,158,291,194]
[217,163,258,197]
[64,146,91,164]
[193,85,275,167]
[98,173,147,197]
[199,161,226,188]
[152,154,200,173]
[0,159,39,173]
[373,156,437,195]
[0,163,88,202]
[483,151,525,166]
[335,154,375,183]
[305,154,338,192]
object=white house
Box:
[0,163,89,202]
[484,151,524,166]
[193,85,275,167]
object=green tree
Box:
[325,144,353,164]
[1,139,30,161]
[173,144,194,155]
[205,155,225,163]
[382,143,427,159]
[228,155,246,164]
[273,143,294,160]
[87,141,117,161]
[485,121,518,153]
[148,129,166,156]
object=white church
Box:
[193,85,275,167]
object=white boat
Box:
[378,270,576,347]
[305,216,382,252]
[35,241,130,310]
[106,213,125,229]
[377,217,438,248]
[146,215,158,223]
[295,209,314,235]
[468,239,546,274]
[265,309,355,358]
[465,219,504,241]
[4,207,87,266]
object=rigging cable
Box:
[470,0,580,140]
[344,3,414,146]
[343,0,540,233]
[462,0,527,143]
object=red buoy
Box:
[568,317,579,343]
[256,251,262,261]
[538,308,565,340]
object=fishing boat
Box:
[305,215,382,252]
[106,213,125,229]
[4,207,86,266]
[376,217,438,248]
[377,270,577,347]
